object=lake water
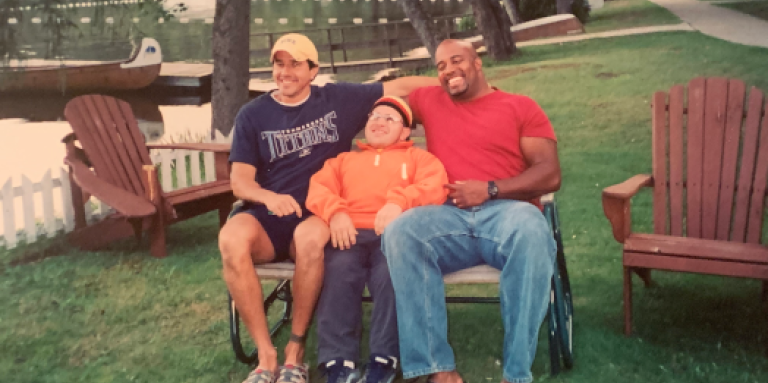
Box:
[0,0,470,184]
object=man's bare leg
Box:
[219,214,279,373]
[283,215,330,366]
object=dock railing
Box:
[250,13,475,72]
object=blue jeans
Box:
[381,200,556,383]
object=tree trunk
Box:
[211,0,250,138]
[469,0,516,61]
[488,0,516,53]
[502,0,523,25]
[399,0,443,58]
[557,0,573,14]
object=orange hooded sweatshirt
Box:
[306,140,449,229]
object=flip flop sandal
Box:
[276,363,310,383]
[243,368,277,383]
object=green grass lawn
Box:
[584,0,682,33]
[4,31,768,383]
[715,1,768,21]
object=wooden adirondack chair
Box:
[602,77,768,336]
[63,94,235,258]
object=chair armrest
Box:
[65,156,157,218]
[62,134,92,168]
[61,132,77,144]
[541,193,562,246]
[602,174,653,200]
[601,174,653,243]
[146,143,231,153]
[541,192,555,206]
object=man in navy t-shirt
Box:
[218,33,438,383]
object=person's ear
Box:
[399,127,412,141]
[474,57,482,71]
[310,65,320,80]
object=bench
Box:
[227,129,574,375]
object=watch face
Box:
[489,182,499,198]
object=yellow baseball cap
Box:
[270,33,319,65]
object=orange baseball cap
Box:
[270,33,319,65]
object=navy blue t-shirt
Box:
[230,82,383,209]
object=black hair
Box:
[308,60,318,69]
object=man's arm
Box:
[496,137,561,200]
[446,137,561,207]
[382,76,439,98]
[230,162,302,217]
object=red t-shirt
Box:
[410,86,556,184]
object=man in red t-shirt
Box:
[381,40,561,383]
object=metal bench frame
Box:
[227,194,574,376]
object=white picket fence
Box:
[0,135,232,250]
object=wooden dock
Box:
[151,62,213,91]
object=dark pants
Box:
[316,230,399,364]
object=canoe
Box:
[0,38,162,93]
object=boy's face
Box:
[365,105,411,148]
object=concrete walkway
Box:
[648,0,768,48]
[515,23,694,47]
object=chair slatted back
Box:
[652,77,768,244]
[64,94,153,197]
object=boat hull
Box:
[0,63,161,93]
[0,38,162,93]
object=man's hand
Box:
[445,180,489,208]
[330,212,358,250]
[262,192,303,218]
[375,203,404,235]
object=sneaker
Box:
[321,359,361,383]
[359,354,398,383]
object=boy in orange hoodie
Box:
[306,96,448,383]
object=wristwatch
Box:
[488,181,499,200]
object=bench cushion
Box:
[256,262,501,284]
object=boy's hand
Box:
[330,212,357,250]
[262,192,303,218]
[375,203,403,235]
